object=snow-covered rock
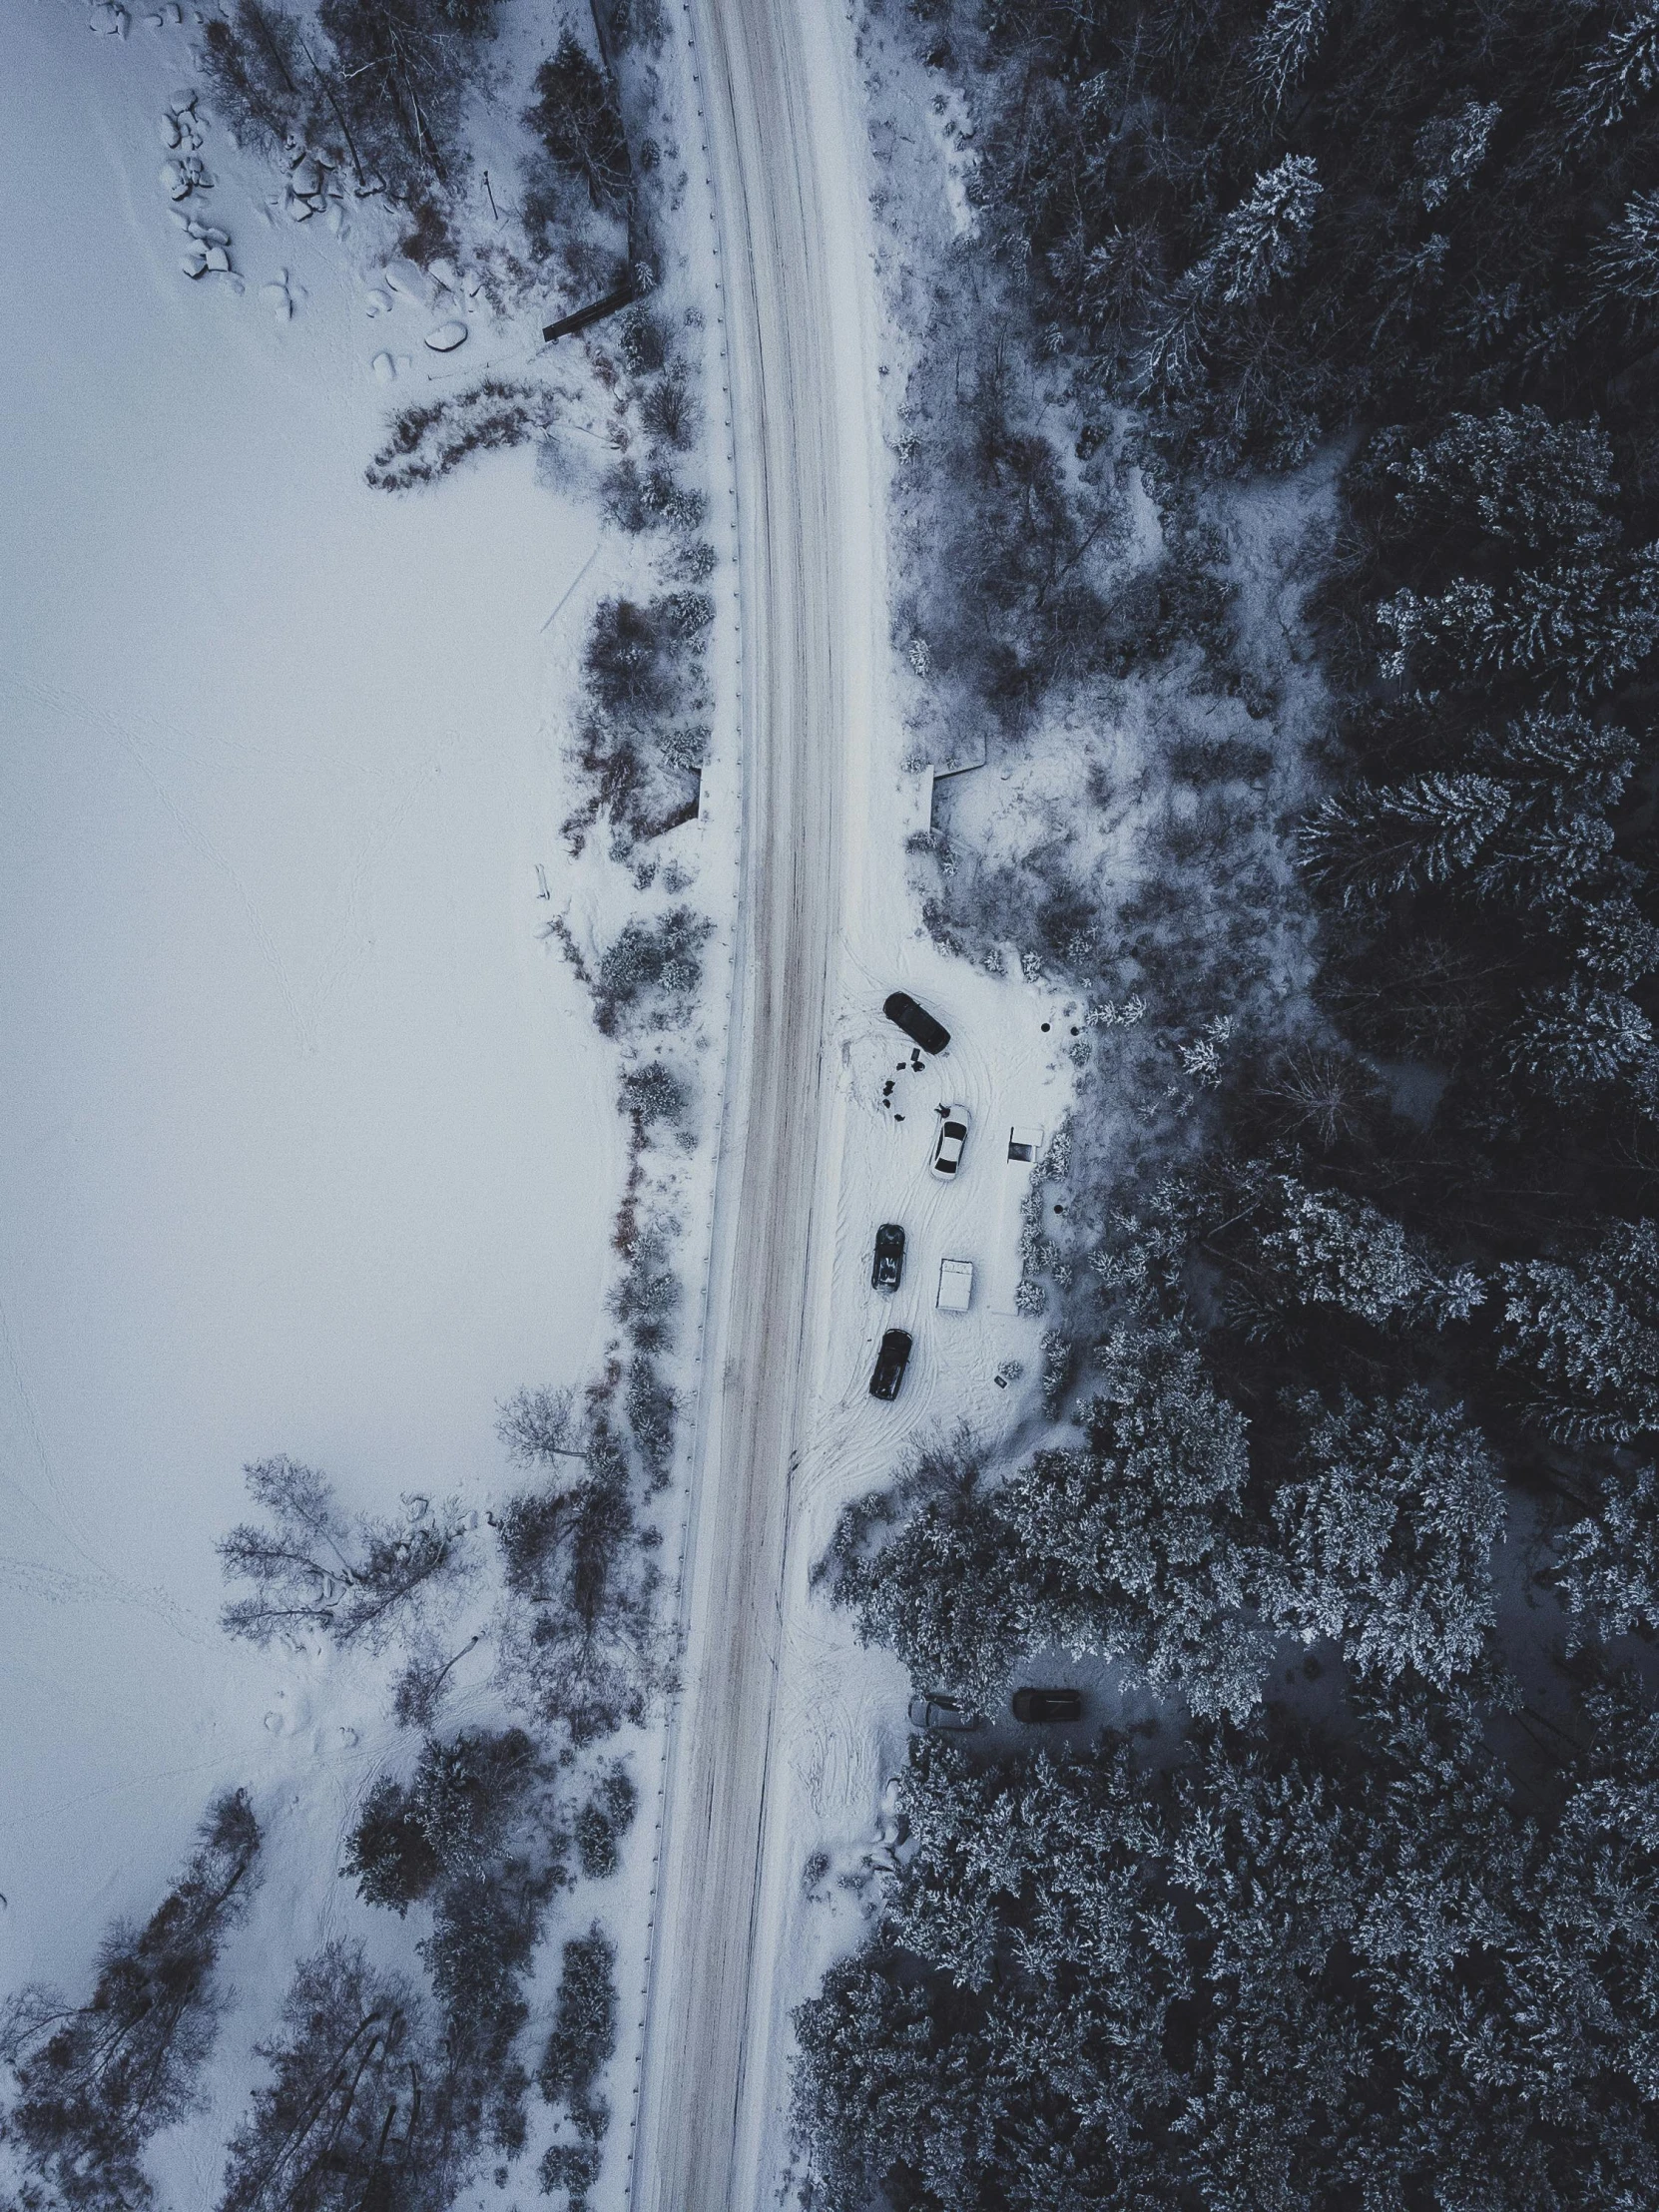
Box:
[160,113,180,148]
[167,86,195,114]
[383,257,434,307]
[289,154,322,198]
[180,246,208,277]
[371,349,397,382]
[89,4,128,36]
[363,285,393,318]
[424,318,467,352]
[202,243,230,273]
[261,278,291,319]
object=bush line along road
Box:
[629,0,877,2204]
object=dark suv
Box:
[883,991,950,1055]
[1011,1687,1083,1724]
[871,1223,905,1292]
[869,1328,913,1400]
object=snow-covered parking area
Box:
[0,0,617,2001]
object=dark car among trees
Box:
[1011,1686,1082,1723]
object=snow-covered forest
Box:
[791,1,1659,2204]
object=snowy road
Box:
[629,0,879,2203]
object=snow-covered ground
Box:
[0,0,628,2123]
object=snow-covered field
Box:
[0,0,622,2067]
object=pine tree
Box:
[1562,0,1659,148]
[217,1943,451,2212]
[1370,412,1619,556]
[1268,1387,1503,1687]
[1254,1177,1484,1331]
[1380,546,1659,698]
[1504,978,1654,1100]
[1247,0,1329,115]
[1414,100,1501,211]
[1300,773,1515,907]
[818,1437,1031,1709]
[1,1793,262,2210]
[1498,1219,1659,1441]
[1591,188,1659,322]
[1555,1459,1659,1641]
[1000,1324,1270,1718]
[1200,155,1324,309]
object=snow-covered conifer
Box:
[1268,1388,1502,1687]
[1246,0,1329,114]
[1504,978,1654,1099]
[1562,0,1659,147]
[1498,1219,1659,1441]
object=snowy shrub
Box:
[218,1456,469,1652]
[366,380,559,493]
[564,587,714,852]
[618,1058,692,1136]
[1038,1329,1074,1416]
[538,1925,618,2197]
[201,3,317,157]
[610,1222,680,1351]
[316,0,498,202]
[496,1382,583,1466]
[574,1762,638,1880]
[619,309,668,374]
[0,1792,261,2210]
[641,367,700,452]
[600,457,706,534]
[219,1941,453,2212]
[493,1423,670,1746]
[624,1354,678,1485]
[591,907,714,1035]
[526,32,630,213]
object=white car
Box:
[929,1104,971,1181]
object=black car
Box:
[1011,1687,1083,1724]
[869,1328,913,1400]
[883,990,950,1055]
[871,1222,905,1292]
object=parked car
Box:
[868,1328,912,1400]
[1011,1687,1083,1724]
[883,990,950,1055]
[907,1694,981,1731]
[936,1258,973,1312]
[871,1222,905,1293]
[929,1104,971,1180]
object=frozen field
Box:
[0,0,619,1997]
